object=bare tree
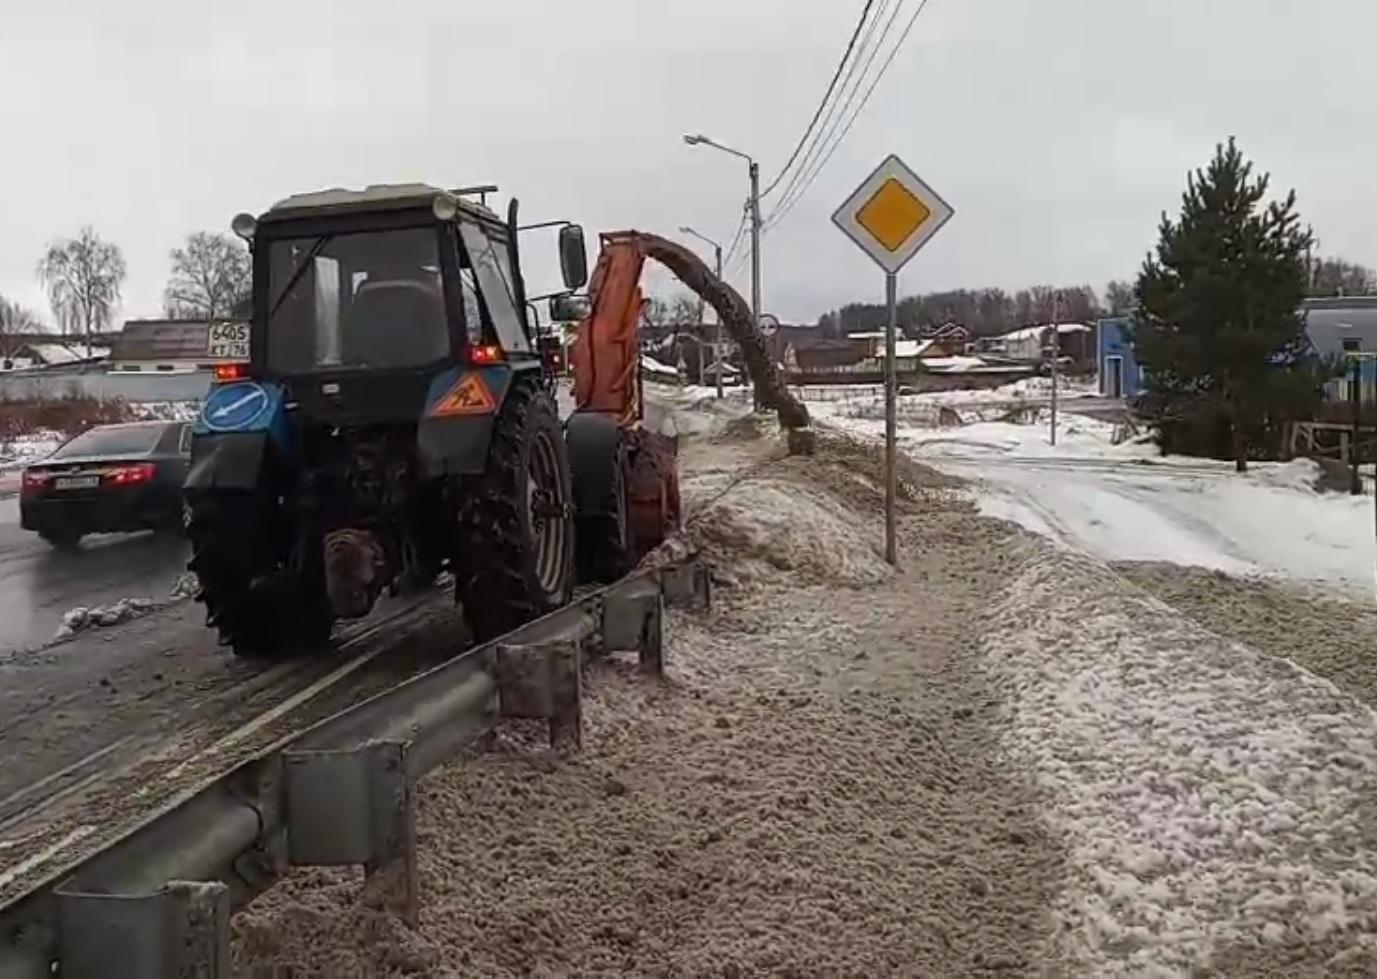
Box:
[1307,256,1376,297]
[37,227,126,357]
[1104,279,1136,315]
[0,296,44,361]
[164,231,251,319]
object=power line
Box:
[765,0,935,232]
[765,0,894,220]
[759,0,878,200]
[721,205,750,269]
[765,0,908,229]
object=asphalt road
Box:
[0,496,190,654]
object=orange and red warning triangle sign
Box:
[430,372,496,417]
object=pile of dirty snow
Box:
[54,598,158,639]
[689,475,890,587]
[983,540,1377,975]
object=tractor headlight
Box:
[231,212,257,242]
[432,194,458,222]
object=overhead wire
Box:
[764,0,935,232]
[764,0,894,220]
[758,0,878,200]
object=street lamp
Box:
[679,225,725,399]
[682,132,762,406]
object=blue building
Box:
[1096,317,1141,399]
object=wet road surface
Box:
[0,497,190,654]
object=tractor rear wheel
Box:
[456,381,575,642]
[186,492,333,658]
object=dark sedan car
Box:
[20,421,192,547]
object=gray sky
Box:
[2,0,1373,327]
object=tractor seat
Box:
[342,279,450,368]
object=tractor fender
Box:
[186,380,292,490]
[185,432,270,491]
[416,364,518,477]
[565,410,625,519]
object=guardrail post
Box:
[660,556,711,612]
[53,879,230,979]
[601,580,666,674]
[282,741,417,926]
[495,638,583,749]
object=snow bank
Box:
[689,476,890,587]
[985,542,1377,975]
[0,431,63,471]
[129,402,201,423]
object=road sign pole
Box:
[830,153,954,570]
[884,272,898,566]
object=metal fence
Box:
[0,368,210,404]
[0,557,711,979]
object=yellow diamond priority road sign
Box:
[833,154,953,274]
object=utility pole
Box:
[1352,355,1362,495]
[749,161,762,412]
[678,225,726,399]
[1049,291,1060,447]
[713,241,724,399]
[682,134,762,407]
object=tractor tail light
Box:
[468,344,504,366]
[214,363,249,382]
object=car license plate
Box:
[54,475,100,490]
[208,322,250,360]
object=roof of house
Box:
[1302,297,1377,358]
[999,322,1092,342]
[776,325,832,351]
[21,342,104,364]
[112,320,223,363]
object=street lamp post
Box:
[679,225,725,399]
[683,133,762,406]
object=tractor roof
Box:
[261,183,501,224]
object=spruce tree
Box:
[1133,138,1316,471]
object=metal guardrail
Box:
[0,558,711,979]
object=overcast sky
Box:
[2,0,1373,327]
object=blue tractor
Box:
[185,184,590,656]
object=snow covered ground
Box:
[813,389,1375,596]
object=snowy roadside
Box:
[810,389,1375,596]
[986,541,1377,976]
[232,395,1067,976]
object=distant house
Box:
[1,340,105,371]
[788,339,865,375]
[111,319,244,373]
[1098,299,1377,405]
[994,323,1093,362]
[1299,297,1377,402]
[1097,317,1142,400]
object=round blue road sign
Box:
[202,382,271,432]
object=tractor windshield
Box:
[265,227,451,374]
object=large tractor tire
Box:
[456,380,575,642]
[566,411,633,585]
[186,492,333,658]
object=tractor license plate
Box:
[208,322,250,359]
[54,475,100,490]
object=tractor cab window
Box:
[458,222,531,354]
[266,227,452,374]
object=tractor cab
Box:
[227,184,584,426]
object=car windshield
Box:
[53,425,163,459]
[265,226,451,374]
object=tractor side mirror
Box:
[559,225,588,290]
[549,294,590,322]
